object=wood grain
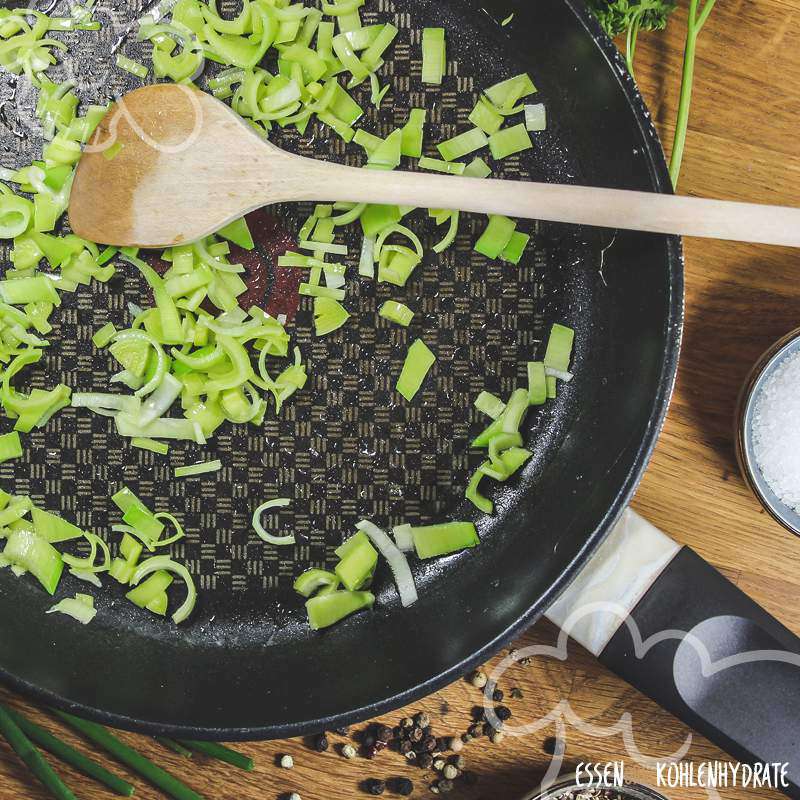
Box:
[3,0,800,798]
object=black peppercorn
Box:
[363,745,379,759]
[467,723,482,738]
[374,741,387,753]
[390,777,414,796]
[399,740,413,754]
[376,724,394,743]
[438,778,454,793]
[435,737,448,752]
[421,736,437,753]
[314,733,329,752]
[422,725,432,737]
[510,687,524,699]
[471,706,485,721]
[400,717,414,729]
[492,689,504,702]
[451,754,466,769]
[482,722,495,737]
[460,733,471,744]
[409,727,424,743]
[393,726,402,738]
[365,778,386,795]
[405,750,417,763]
[418,753,433,769]
[495,705,512,721]
[414,712,430,728]
[334,726,349,736]
[363,734,376,748]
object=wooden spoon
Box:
[69,83,800,248]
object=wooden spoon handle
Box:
[284,156,800,247]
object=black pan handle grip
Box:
[546,511,800,798]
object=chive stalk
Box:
[53,711,206,800]
[155,737,194,758]
[0,706,77,800]
[2,706,134,797]
[177,740,254,771]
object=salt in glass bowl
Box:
[735,326,800,537]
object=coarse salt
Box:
[752,349,800,509]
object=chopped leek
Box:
[544,323,575,373]
[474,215,517,259]
[397,339,435,401]
[474,391,505,419]
[335,530,378,591]
[306,590,374,630]
[500,231,530,265]
[132,437,169,455]
[437,127,489,161]
[488,123,533,159]
[527,361,547,405]
[400,108,426,158]
[130,555,197,624]
[418,157,466,175]
[31,507,83,543]
[0,431,22,464]
[485,73,536,110]
[466,470,493,514]
[2,529,63,595]
[411,522,479,559]
[314,296,350,336]
[421,27,445,84]
[468,97,503,135]
[525,103,547,132]
[91,322,117,348]
[115,54,149,79]
[463,156,492,178]
[252,498,294,546]
[378,301,414,327]
[46,593,96,625]
[174,459,222,478]
[293,568,339,597]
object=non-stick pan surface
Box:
[0,0,682,738]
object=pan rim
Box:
[0,0,684,740]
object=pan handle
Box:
[545,509,800,799]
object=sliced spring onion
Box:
[252,498,294,546]
[130,555,197,624]
[418,156,465,175]
[397,339,435,401]
[437,127,489,162]
[126,569,173,610]
[488,123,533,160]
[356,520,417,607]
[527,361,547,405]
[299,283,346,300]
[306,590,374,630]
[132,437,169,455]
[46,593,96,625]
[501,388,530,435]
[293,568,340,597]
[378,301,414,327]
[174,459,222,478]
[411,522,479,559]
[0,431,22,464]
[421,27,445,85]
[474,215,517,259]
[432,211,460,254]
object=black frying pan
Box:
[0,0,682,739]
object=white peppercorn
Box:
[280,754,294,769]
[341,743,356,759]
[443,764,459,780]
[470,670,488,689]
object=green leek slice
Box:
[2,528,63,594]
[334,530,377,591]
[411,522,479,559]
[306,590,374,630]
[396,339,435,401]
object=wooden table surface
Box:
[4,1,800,798]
